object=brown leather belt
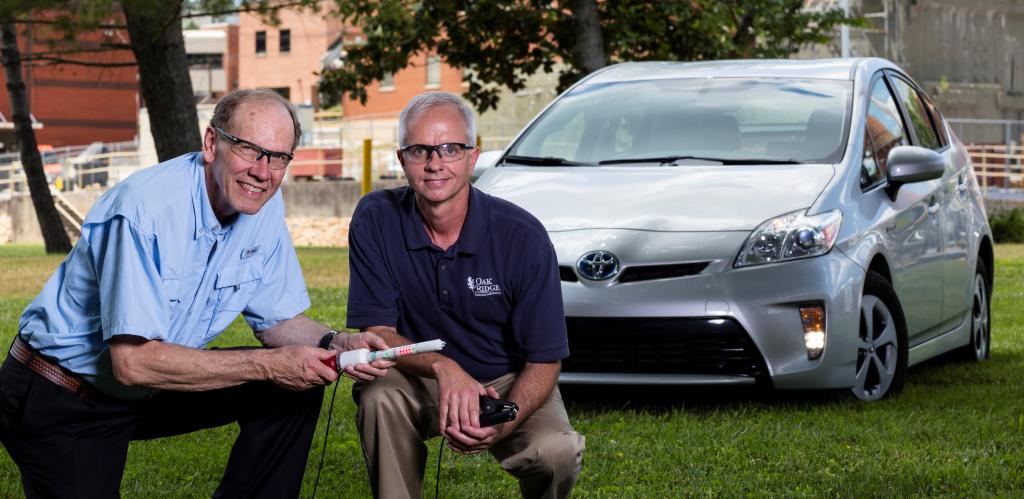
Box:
[10,336,100,399]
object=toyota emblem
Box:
[577,250,620,281]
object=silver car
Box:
[474,58,994,401]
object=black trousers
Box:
[0,355,324,498]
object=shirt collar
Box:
[401,186,487,255]
[191,153,230,239]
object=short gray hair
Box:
[210,88,301,151]
[398,91,476,147]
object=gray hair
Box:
[398,91,476,147]
[210,88,301,151]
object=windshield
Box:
[505,77,852,165]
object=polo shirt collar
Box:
[457,186,486,254]
[401,186,488,254]
[191,153,231,239]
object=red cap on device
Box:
[322,354,337,370]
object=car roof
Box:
[582,58,897,84]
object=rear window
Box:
[507,78,853,165]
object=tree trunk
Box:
[1,23,71,254]
[568,0,606,74]
[121,0,200,162]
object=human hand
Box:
[331,331,390,352]
[444,386,512,454]
[435,362,488,435]
[266,345,339,390]
[329,332,394,381]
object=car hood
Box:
[475,164,836,232]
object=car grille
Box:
[559,262,710,283]
[618,262,710,282]
[563,316,768,378]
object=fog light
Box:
[799,305,826,360]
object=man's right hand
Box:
[434,359,487,434]
[264,345,340,390]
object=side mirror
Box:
[885,145,944,198]
[472,150,503,181]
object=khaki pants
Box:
[353,369,585,499]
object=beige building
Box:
[238,5,344,108]
[184,23,239,102]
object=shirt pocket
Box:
[204,260,264,341]
[161,277,185,328]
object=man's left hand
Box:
[442,386,515,454]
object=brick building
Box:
[238,5,343,108]
[0,20,138,151]
[338,51,465,178]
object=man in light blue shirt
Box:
[0,89,391,498]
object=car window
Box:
[863,78,909,178]
[888,76,942,150]
[507,78,852,165]
[918,90,948,148]
[861,130,884,189]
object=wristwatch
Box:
[318,330,340,350]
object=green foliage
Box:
[319,0,860,112]
[989,208,1024,243]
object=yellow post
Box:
[362,138,372,196]
[476,134,482,150]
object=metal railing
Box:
[3,134,1023,199]
[964,144,1024,192]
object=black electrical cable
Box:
[435,437,445,499]
[311,379,341,498]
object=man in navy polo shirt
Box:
[347,91,585,498]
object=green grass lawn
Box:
[1,244,1022,497]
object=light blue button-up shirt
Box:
[19,152,310,399]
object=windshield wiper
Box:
[501,155,594,166]
[598,155,803,166]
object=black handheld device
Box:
[479,395,518,427]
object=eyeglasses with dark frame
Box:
[212,125,294,170]
[398,143,475,165]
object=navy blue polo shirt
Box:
[346,186,569,380]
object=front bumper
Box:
[552,230,865,389]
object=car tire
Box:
[850,271,909,401]
[956,260,991,362]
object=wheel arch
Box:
[978,235,994,295]
[867,253,893,286]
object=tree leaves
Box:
[319,0,859,113]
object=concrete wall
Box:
[0,181,407,244]
[1,190,102,244]
[279,179,407,218]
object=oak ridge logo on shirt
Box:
[466,276,502,297]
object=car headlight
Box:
[734,209,842,267]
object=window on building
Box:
[426,55,441,88]
[381,72,395,91]
[270,87,290,100]
[255,31,266,55]
[187,53,223,69]
[280,29,291,54]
